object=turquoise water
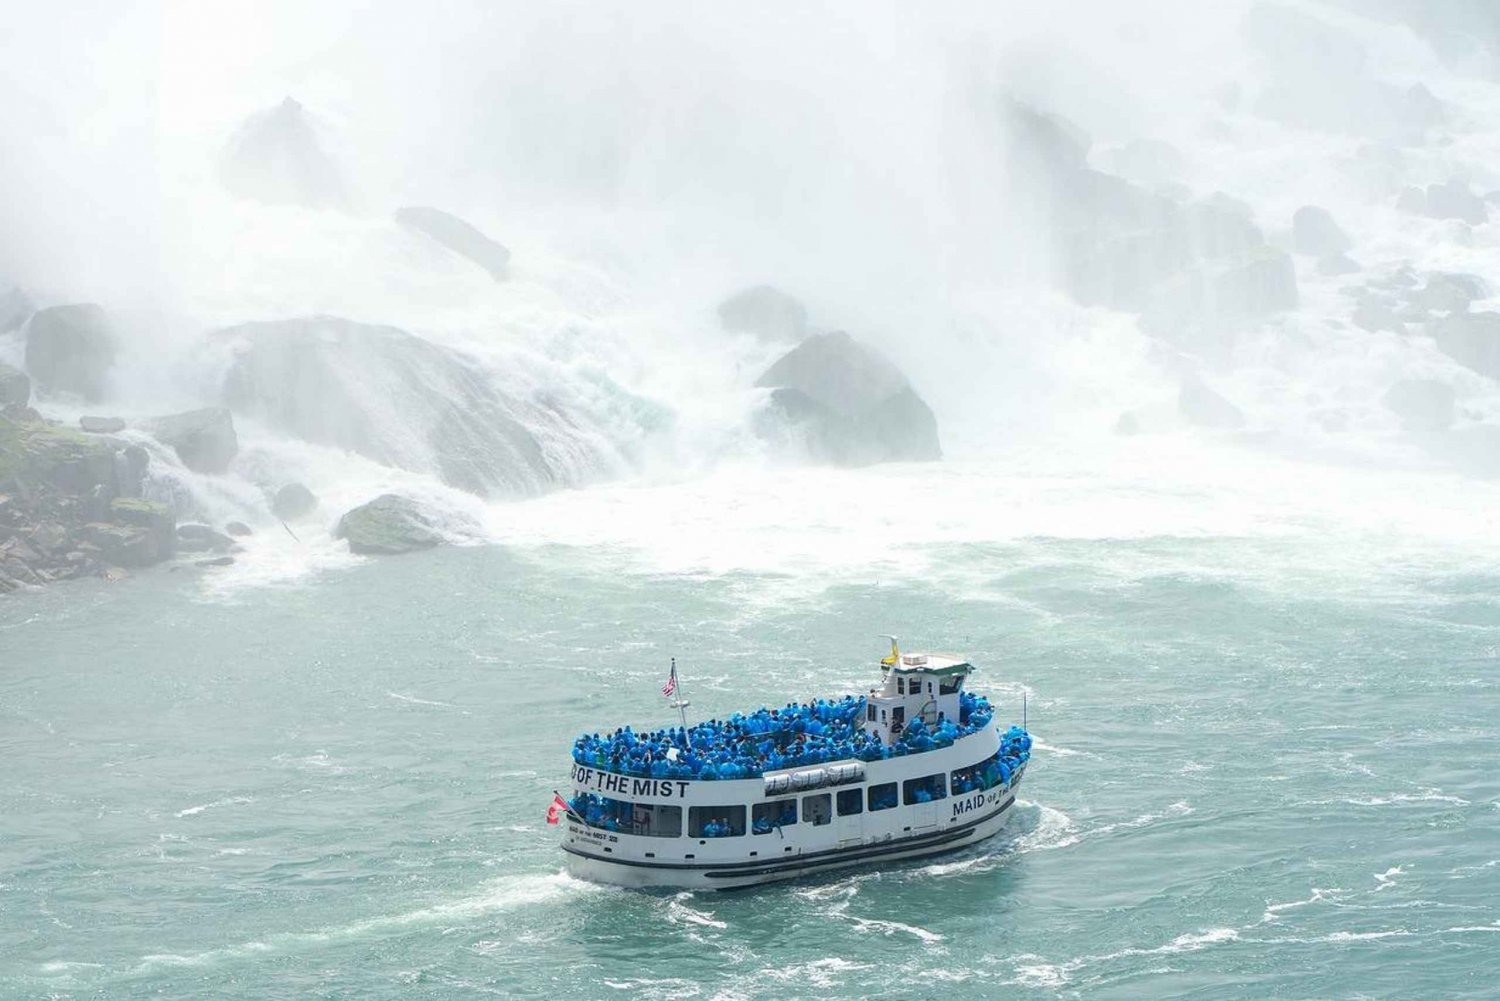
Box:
[3,535,1498,999]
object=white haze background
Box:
[3,1,1500,593]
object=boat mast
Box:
[668,656,691,732]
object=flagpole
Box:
[669,657,690,733]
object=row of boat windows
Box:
[570,750,1012,839]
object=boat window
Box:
[836,788,863,816]
[903,773,947,805]
[569,793,682,838]
[867,782,898,812]
[802,793,832,826]
[751,799,798,835]
[895,677,905,695]
[958,751,1010,792]
[866,703,876,722]
[892,706,905,725]
[688,805,746,838]
[939,676,962,695]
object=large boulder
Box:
[79,416,125,434]
[1292,206,1352,257]
[1432,312,1500,379]
[1414,272,1488,314]
[716,285,808,341]
[0,363,28,408]
[107,498,176,560]
[754,332,940,465]
[142,408,238,474]
[334,494,443,555]
[1424,180,1488,226]
[219,97,343,207]
[23,304,116,401]
[175,523,234,553]
[395,206,511,280]
[271,482,317,521]
[219,316,614,497]
[1383,379,1455,431]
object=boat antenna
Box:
[1023,690,1028,730]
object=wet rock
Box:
[270,482,317,521]
[141,408,238,474]
[195,556,235,567]
[334,494,444,555]
[1292,206,1352,257]
[1431,312,1500,379]
[1179,374,1247,429]
[395,206,511,280]
[175,523,234,553]
[79,415,126,434]
[219,96,343,207]
[1100,138,1184,187]
[23,304,116,401]
[224,521,253,537]
[716,285,808,342]
[220,316,615,498]
[1383,379,1455,431]
[0,363,28,408]
[1352,298,1405,335]
[755,332,941,466]
[1113,412,1142,436]
[108,498,175,558]
[81,523,163,568]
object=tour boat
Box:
[554,642,1031,889]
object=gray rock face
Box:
[1424,180,1488,225]
[271,482,317,521]
[1415,272,1488,313]
[1317,254,1361,276]
[716,286,808,342]
[334,494,443,555]
[219,97,343,207]
[1432,312,1500,379]
[142,408,239,474]
[1179,375,1247,429]
[395,206,511,280]
[0,363,28,408]
[1292,206,1352,257]
[1383,379,1455,431]
[755,332,941,466]
[224,521,253,537]
[220,316,612,497]
[23,304,116,401]
[79,416,126,434]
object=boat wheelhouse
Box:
[559,645,1031,889]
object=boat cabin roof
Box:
[883,652,973,677]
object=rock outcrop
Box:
[1397,181,1489,225]
[1432,312,1500,379]
[79,416,125,434]
[142,408,239,474]
[717,285,808,342]
[1292,206,1352,257]
[271,482,317,521]
[219,97,343,207]
[220,316,614,497]
[0,410,175,590]
[23,304,116,401]
[175,523,235,554]
[754,332,941,466]
[334,494,443,555]
[395,206,511,280]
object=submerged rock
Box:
[716,285,808,342]
[219,97,343,207]
[224,521,253,537]
[1292,205,1352,257]
[23,304,116,401]
[334,494,444,555]
[220,316,615,497]
[270,482,317,521]
[755,332,940,466]
[142,408,238,474]
[0,363,29,408]
[395,206,511,280]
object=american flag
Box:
[662,661,678,698]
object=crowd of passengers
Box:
[570,691,996,780]
[567,725,1032,836]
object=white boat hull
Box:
[563,780,1022,890]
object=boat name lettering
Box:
[571,764,690,799]
[951,790,996,819]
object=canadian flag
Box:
[545,793,569,826]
